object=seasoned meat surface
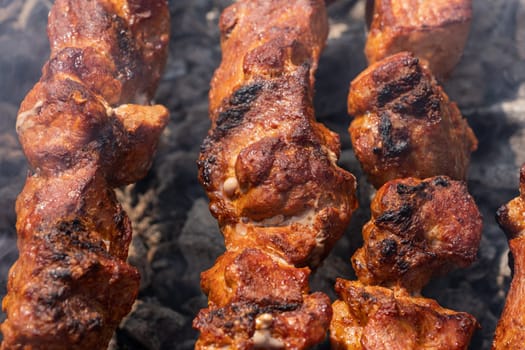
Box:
[334,5,479,349]
[330,279,479,350]
[194,0,358,348]
[493,165,525,349]
[348,52,477,188]
[200,0,357,267]
[0,1,170,349]
[352,176,482,293]
[365,0,472,79]
[194,249,332,349]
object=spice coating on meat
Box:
[348,52,477,188]
[194,0,358,348]
[330,280,479,350]
[493,165,525,349]
[365,0,472,79]
[0,1,170,349]
[352,176,482,293]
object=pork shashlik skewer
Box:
[331,1,482,348]
[0,0,170,348]
[193,0,359,348]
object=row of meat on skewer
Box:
[194,0,521,349]
[0,0,523,349]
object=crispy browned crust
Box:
[201,0,357,268]
[348,52,477,188]
[493,165,525,349]
[352,176,482,293]
[199,0,359,269]
[0,1,169,349]
[365,0,472,79]
[335,5,479,347]
[194,0,358,348]
[331,178,481,349]
[330,279,479,350]
[194,249,332,349]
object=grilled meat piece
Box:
[352,176,482,293]
[194,0,358,348]
[348,52,477,188]
[0,1,169,349]
[365,0,472,79]
[330,279,479,350]
[198,0,358,272]
[194,248,332,349]
[493,165,525,349]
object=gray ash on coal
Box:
[0,0,524,349]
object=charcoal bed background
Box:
[1,0,524,349]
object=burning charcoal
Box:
[117,300,186,350]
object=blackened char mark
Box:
[195,301,301,335]
[390,83,441,122]
[396,182,428,196]
[380,238,397,258]
[432,176,450,187]
[199,82,264,188]
[375,204,413,231]
[37,219,110,272]
[376,58,421,107]
[112,14,140,82]
[396,259,411,273]
[197,153,216,188]
[207,301,300,321]
[216,108,248,133]
[56,218,85,235]
[395,183,432,204]
[378,112,409,157]
[230,83,264,106]
[257,302,300,314]
[51,219,107,254]
[396,178,444,201]
[215,82,264,134]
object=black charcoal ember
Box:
[116,300,186,350]
[0,91,25,347]
[0,102,25,236]
[0,234,17,325]
[178,198,223,289]
[1,0,525,349]
[128,234,154,292]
